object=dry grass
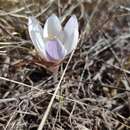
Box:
[1,0,130,130]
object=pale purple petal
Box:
[45,40,66,61]
[63,15,79,54]
[64,15,78,35]
[43,14,62,38]
[28,16,48,60]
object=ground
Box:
[0,0,130,130]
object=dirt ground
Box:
[0,0,130,130]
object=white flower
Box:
[28,14,79,62]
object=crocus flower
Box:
[28,14,79,71]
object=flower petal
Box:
[28,16,48,60]
[64,15,79,54]
[45,40,67,61]
[43,14,62,38]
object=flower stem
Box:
[37,50,75,130]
